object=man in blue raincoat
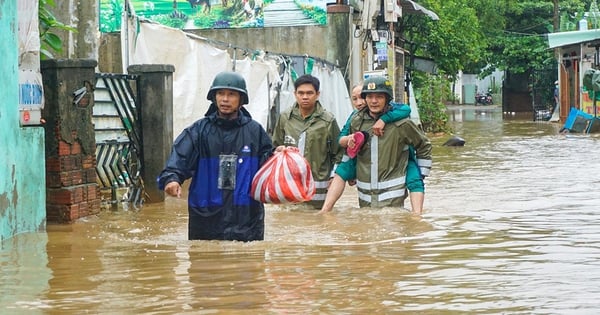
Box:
[157,71,274,241]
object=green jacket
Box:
[272,101,343,208]
[349,106,432,208]
[339,102,411,139]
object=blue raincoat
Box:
[158,106,273,241]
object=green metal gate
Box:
[93,73,145,207]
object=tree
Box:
[397,0,596,131]
[400,0,487,79]
[39,0,77,59]
[487,0,591,74]
[402,0,592,77]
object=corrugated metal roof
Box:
[547,29,600,49]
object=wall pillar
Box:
[41,59,101,223]
[53,1,99,60]
[128,64,175,203]
[327,3,352,85]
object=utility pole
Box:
[553,0,559,32]
[553,0,560,60]
[553,0,561,121]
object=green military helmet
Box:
[361,75,393,100]
[207,71,249,105]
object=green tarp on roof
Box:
[547,29,600,49]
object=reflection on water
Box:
[3,105,600,313]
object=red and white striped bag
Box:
[251,147,315,204]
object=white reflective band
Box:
[312,193,326,201]
[298,132,306,157]
[418,158,432,167]
[314,180,330,189]
[420,167,431,176]
[356,177,405,190]
[358,191,371,202]
[341,154,351,162]
[357,189,405,203]
[378,176,406,189]
[371,136,378,186]
[378,189,406,201]
[356,180,370,190]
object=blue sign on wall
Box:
[19,83,43,106]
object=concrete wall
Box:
[192,26,332,61]
[98,7,354,79]
[0,1,46,242]
[41,59,102,223]
[128,64,176,203]
[454,70,505,105]
[52,0,100,60]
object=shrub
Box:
[413,73,451,134]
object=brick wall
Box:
[42,59,101,223]
[45,140,100,222]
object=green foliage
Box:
[295,3,327,25]
[402,0,593,78]
[99,0,123,33]
[402,0,487,80]
[488,0,586,74]
[561,1,600,30]
[412,72,451,134]
[152,14,188,29]
[400,0,595,127]
[99,0,267,31]
[495,34,555,74]
[39,0,77,59]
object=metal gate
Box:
[93,73,145,207]
[531,67,558,121]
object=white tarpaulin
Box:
[125,21,283,137]
[18,0,44,125]
[277,62,354,129]
[232,57,282,129]
[277,69,297,115]
[408,82,422,125]
[123,10,352,137]
[311,65,354,129]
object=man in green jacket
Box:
[349,75,432,211]
[319,82,421,214]
[272,74,344,209]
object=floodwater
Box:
[3,105,600,314]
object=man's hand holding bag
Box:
[251,147,315,203]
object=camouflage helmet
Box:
[207,71,249,105]
[361,75,393,100]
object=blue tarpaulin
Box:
[563,107,600,133]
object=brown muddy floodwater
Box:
[3,105,600,314]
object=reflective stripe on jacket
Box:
[350,108,432,208]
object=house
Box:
[547,29,600,124]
